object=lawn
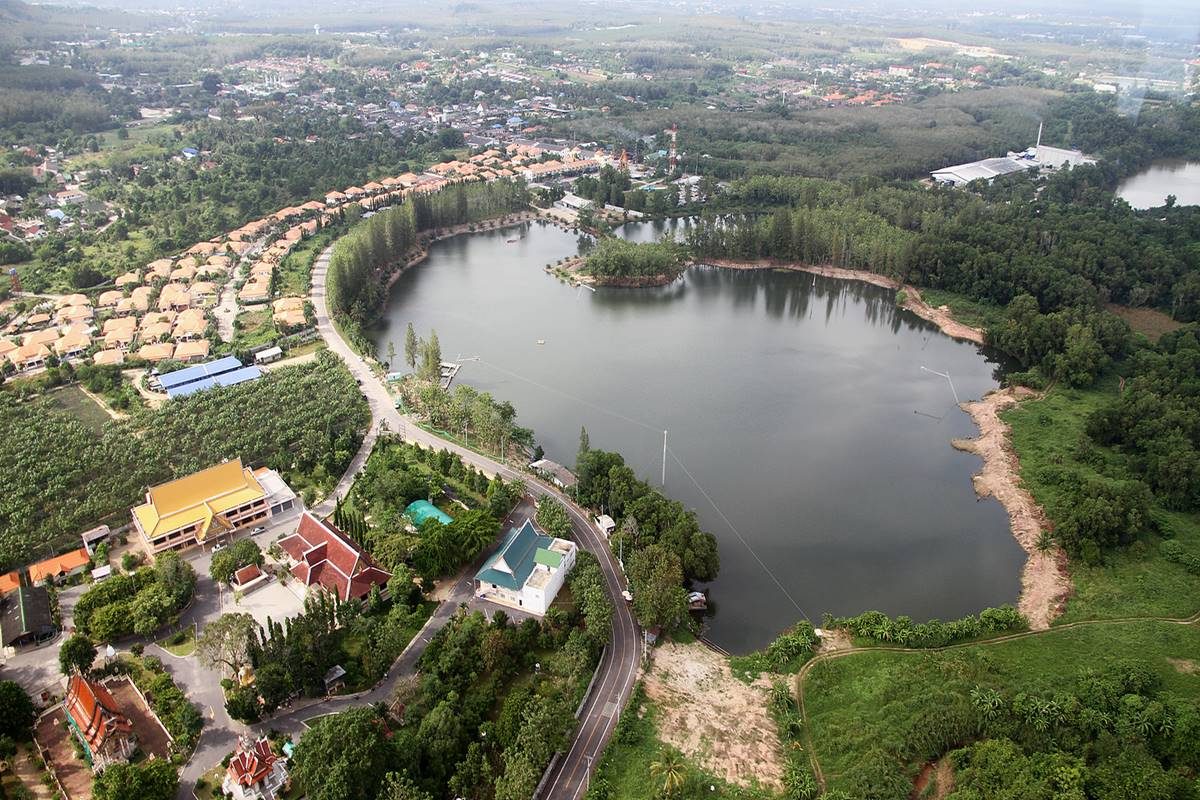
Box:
[277,227,341,296]
[588,685,780,800]
[232,308,278,349]
[158,625,197,657]
[1002,378,1200,622]
[802,620,1200,795]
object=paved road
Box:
[310,245,641,800]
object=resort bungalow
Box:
[131,459,271,553]
[64,674,136,772]
[276,512,391,602]
[474,520,576,616]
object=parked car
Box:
[212,542,226,553]
[251,526,266,535]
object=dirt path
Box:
[951,387,1071,630]
[642,640,784,790]
[77,383,127,421]
[699,260,986,345]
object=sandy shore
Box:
[952,387,1072,629]
[699,260,986,346]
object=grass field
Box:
[1002,378,1200,623]
[232,308,278,349]
[802,620,1200,795]
[45,384,113,433]
[65,121,182,170]
[158,626,197,657]
[1105,303,1185,342]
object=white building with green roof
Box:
[473,519,577,615]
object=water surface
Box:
[373,220,1024,652]
[1117,160,1200,209]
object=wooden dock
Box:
[439,361,461,390]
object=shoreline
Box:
[951,387,1072,629]
[698,259,986,345]
[364,217,1061,633]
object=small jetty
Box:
[439,361,461,390]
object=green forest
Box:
[0,352,368,570]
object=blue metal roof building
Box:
[160,357,263,399]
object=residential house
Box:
[223,736,289,800]
[54,329,91,360]
[129,286,153,313]
[136,342,175,362]
[114,271,140,288]
[276,512,391,602]
[172,309,208,341]
[93,349,125,366]
[10,342,50,371]
[239,279,271,305]
[63,674,136,772]
[173,339,211,363]
[474,519,577,615]
[0,586,55,647]
[0,572,19,596]
[28,547,90,584]
[132,459,271,553]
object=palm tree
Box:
[650,751,687,797]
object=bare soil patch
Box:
[107,678,172,760]
[34,710,92,800]
[1168,658,1198,675]
[1105,304,1184,342]
[642,640,785,790]
[952,388,1072,629]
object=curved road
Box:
[310,245,641,800]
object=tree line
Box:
[327,180,529,350]
[574,439,719,631]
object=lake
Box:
[1117,160,1200,210]
[373,219,1025,653]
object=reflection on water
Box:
[1117,160,1200,210]
[375,220,1025,653]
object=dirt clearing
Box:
[953,388,1072,629]
[642,640,785,790]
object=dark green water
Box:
[373,218,1024,653]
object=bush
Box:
[826,606,1026,648]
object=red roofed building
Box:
[276,512,390,601]
[223,736,289,800]
[64,674,136,771]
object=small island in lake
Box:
[581,236,689,286]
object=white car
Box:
[211,542,226,553]
[251,526,266,535]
